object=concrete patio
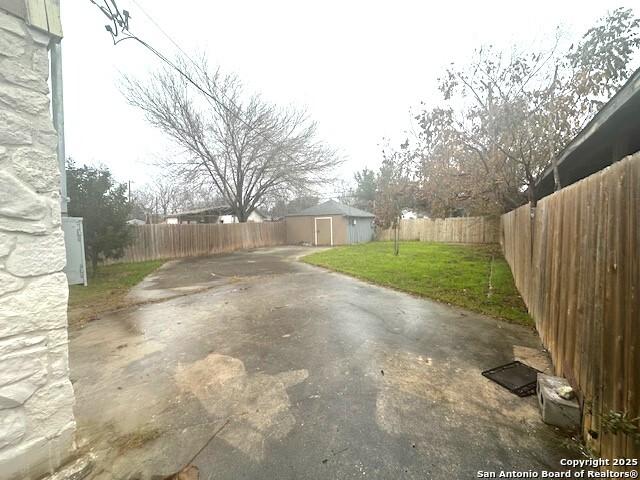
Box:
[68,247,572,479]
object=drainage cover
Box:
[482,361,540,397]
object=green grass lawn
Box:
[68,260,164,327]
[303,241,531,325]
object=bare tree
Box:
[150,176,179,216]
[171,184,220,212]
[122,58,340,222]
[133,176,179,221]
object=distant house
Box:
[219,211,265,224]
[126,218,146,226]
[536,66,640,200]
[401,210,431,220]
[165,206,265,224]
[285,199,375,246]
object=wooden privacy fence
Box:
[112,222,287,263]
[501,153,639,461]
[377,216,499,243]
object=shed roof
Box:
[169,205,232,217]
[169,205,267,218]
[536,66,640,199]
[286,200,375,218]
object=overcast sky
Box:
[61,0,637,198]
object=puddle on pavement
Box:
[175,353,308,461]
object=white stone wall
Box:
[0,10,75,480]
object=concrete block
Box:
[0,332,45,357]
[47,333,72,380]
[0,347,47,386]
[31,42,50,76]
[0,380,39,408]
[11,147,60,191]
[6,230,66,276]
[0,29,25,57]
[0,11,28,37]
[0,231,16,257]
[0,215,48,233]
[0,408,26,448]
[0,270,23,296]
[25,379,75,439]
[48,193,62,226]
[0,83,50,114]
[537,373,580,430]
[0,273,68,337]
[0,108,32,144]
[33,125,57,150]
[0,56,49,93]
[0,171,47,220]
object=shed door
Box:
[315,217,333,246]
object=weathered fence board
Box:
[377,216,499,244]
[501,153,640,462]
[110,222,287,263]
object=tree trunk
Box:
[552,157,562,192]
[527,181,537,208]
[90,252,98,277]
[236,206,249,223]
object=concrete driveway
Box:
[69,246,571,479]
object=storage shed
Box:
[286,200,375,246]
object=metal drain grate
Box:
[482,361,540,397]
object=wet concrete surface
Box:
[69,246,573,479]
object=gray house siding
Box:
[286,201,375,245]
[347,216,375,244]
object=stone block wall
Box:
[0,9,75,480]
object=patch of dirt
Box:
[68,298,131,328]
[69,283,233,330]
[174,353,308,461]
[115,427,163,454]
[513,345,553,374]
[155,466,199,480]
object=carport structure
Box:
[285,200,375,246]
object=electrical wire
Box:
[129,0,196,67]
[88,0,342,206]
[88,0,283,152]
[131,0,380,208]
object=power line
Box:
[122,0,244,123]
[87,0,283,154]
[129,0,195,66]
[88,0,340,213]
